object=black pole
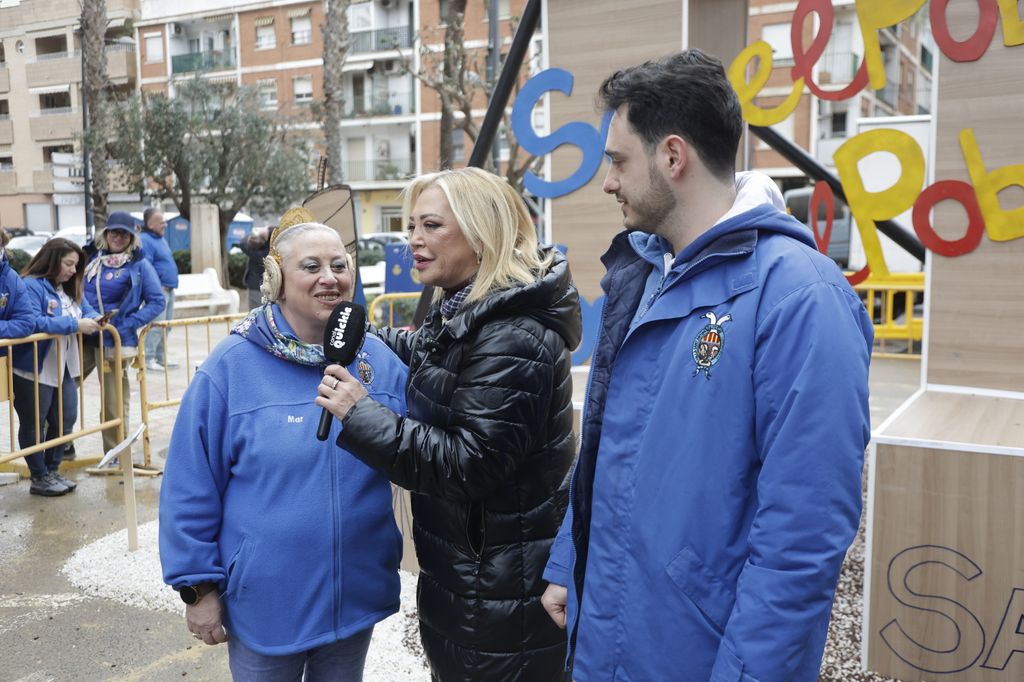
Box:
[80,41,94,239]
[749,124,925,263]
[486,0,501,169]
[413,0,542,327]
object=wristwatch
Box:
[178,582,216,605]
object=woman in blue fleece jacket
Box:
[159,219,407,682]
[12,238,102,496]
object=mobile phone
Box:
[97,309,119,325]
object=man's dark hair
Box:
[599,49,742,181]
[143,207,160,229]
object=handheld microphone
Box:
[317,301,367,441]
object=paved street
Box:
[1,325,921,680]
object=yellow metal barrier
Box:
[367,292,421,329]
[853,273,925,359]
[136,313,247,468]
[1,327,140,550]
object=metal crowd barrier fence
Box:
[852,273,925,359]
[136,313,247,468]
[1,326,142,550]
[367,292,421,329]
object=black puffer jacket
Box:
[338,249,581,682]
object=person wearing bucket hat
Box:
[80,211,165,460]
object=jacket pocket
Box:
[665,545,735,633]
[223,536,254,599]
[465,500,486,558]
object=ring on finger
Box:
[332,377,340,390]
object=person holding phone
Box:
[11,238,103,496]
[81,212,164,459]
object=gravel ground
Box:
[819,468,901,682]
[62,521,430,680]
[60,473,899,682]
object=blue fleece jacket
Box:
[545,184,873,681]
[83,251,165,348]
[139,229,179,289]
[11,277,99,373]
[0,257,35,340]
[159,305,408,655]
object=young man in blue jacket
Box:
[139,208,179,370]
[0,228,35,340]
[541,50,873,681]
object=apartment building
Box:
[747,0,935,190]
[134,0,527,238]
[0,0,138,230]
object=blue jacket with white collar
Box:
[545,192,873,681]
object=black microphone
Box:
[317,301,367,441]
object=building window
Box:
[291,16,312,45]
[144,33,163,63]
[255,24,276,50]
[0,99,9,119]
[40,91,71,112]
[830,111,847,137]
[258,79,278,110]
[452,129,464,162]
[0,156,13,170]
[380,206,403,233]
[761,23,794,64]
[293,75,313,105]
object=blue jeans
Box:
[227,626,373,682]
[12,371,77,478]
[144,287,175,364]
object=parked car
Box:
[53,226,90,247]
[356,232,408,267]
[783,186,852,269]
[7,234,50,258]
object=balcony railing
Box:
[33,49,80,63]
[343,157,413,182]
[171,50,236,75]
[819,51,859,85]
[39,106,74,116]
[350,26,412,53]
[344,92,414,118]
[104,43,136,55]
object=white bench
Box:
[173,267,240,317]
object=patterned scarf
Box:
[232,303,327,367]
[84,251,133,282]
[440,280,475,321]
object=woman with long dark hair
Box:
[12,238,102,496]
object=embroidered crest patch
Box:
[357,356,374,385]
[692,311,732,380]
[0,292,7,309]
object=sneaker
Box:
[145,360,165,372]
[30,474,70,497]
[50,472,77,492]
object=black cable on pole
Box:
[412,0,542,328]
[749,124,925,263]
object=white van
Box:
[783,186,852,269]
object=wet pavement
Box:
[0,334,922,681]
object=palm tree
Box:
[80,0,110,227]
[321,0,351,184]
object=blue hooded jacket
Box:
[545,177,873,681]
[159,304,408,655]
[0,256,34,340]
[139,229,180,289]
[11,276,99,373]
[83,249,165,348]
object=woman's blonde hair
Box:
[402,167,552,305]
[259,221,353,303]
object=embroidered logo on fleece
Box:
[692,311,732,380]
[0,292,7,309]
